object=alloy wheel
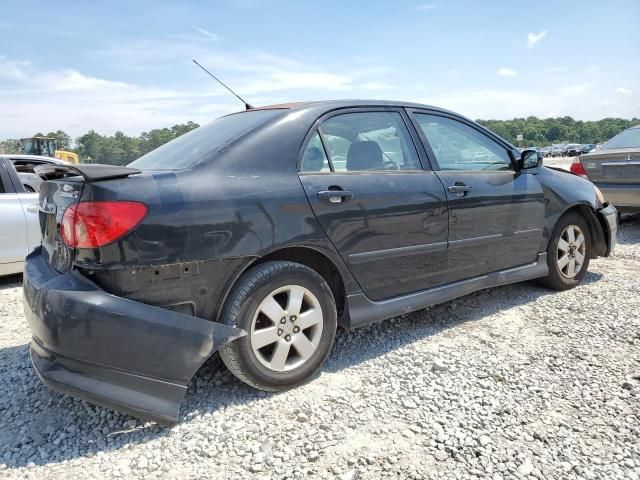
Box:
[557,224,586,278]
[250,285,324,372]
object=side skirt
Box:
[345,253,549,328]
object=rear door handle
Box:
[447,184,473,195]
[26,204,39,213]
[317,190,353,204]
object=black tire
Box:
[538,212,591,290]
[219,261,337,391]
[23,185,35,193]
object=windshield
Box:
[129,109,283,170]
[602,127,640,150]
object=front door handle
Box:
[317,190,353,204]
[447,183,473,195]
[26,204,39,213]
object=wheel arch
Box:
[553,203,607,258]
[218,245,350,328]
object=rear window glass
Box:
[128,110,283,170]
[602,127,640,149]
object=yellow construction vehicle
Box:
[19,137,79,164]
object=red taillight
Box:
[570,157,587,177]
[61,201,148,248]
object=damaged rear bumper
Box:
[23,248,245,425]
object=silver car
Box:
[578,125,640,213]
[0,157,40,276]
[4,154,69,193]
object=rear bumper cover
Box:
[596,183,640,212]
[597,203,618,256]
[23,248,245,425]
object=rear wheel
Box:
[539,212,591,290]
[219,261,337,391]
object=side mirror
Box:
[520,149,543,169]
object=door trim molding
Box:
[348,241,447,265]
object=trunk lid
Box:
[35,164,142,272]
[581,148,640,184]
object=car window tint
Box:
[318,112,421,172]
[0,173,5,193]
[300,132,331,172]
[128,109,283,171]
[415,114,512,171]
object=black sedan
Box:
[23,100,617,425]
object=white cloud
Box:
[416,3,439,11]
[616,87,632,95]
[527,30,547,48]
[194,26,218,41]
[557,82,596,96]
[497,68,518,77]
[359,81,395,91]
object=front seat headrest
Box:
[347,141,383,171]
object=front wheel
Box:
[539,212,591,290]
[219,261,337,391]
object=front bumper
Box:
[597,203,618,256]
[23,248,245,425]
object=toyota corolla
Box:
[23,100,617,425]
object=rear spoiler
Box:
[35,164,142,183]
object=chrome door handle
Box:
[27,204,39,213]
[447,184,472,195]
[317,190,353,204]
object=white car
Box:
[6,154,69,193]
[0,156,40,276]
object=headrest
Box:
[347,141,383,171]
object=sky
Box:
[1,0,639,138]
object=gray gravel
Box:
[1,216,639,480]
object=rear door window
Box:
[316,111,421,172]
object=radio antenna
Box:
[192,59,254,110]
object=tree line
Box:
[0,122,200,165]
[1,117,637,165]
[476,116,639,147]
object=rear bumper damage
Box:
[23,248,245,425]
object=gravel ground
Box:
[1,216,639,480]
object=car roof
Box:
[229,99,459,116]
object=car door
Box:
[408,111,545,284]
[298,108,449,301]
[0,159,32,267]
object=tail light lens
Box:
[61,201,148,248]
[569,156,587,177]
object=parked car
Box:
[550,145,565,157]
[562,143,579,157]
[540,146,551,157]
[5,154,69,193]
[574,125,640,213]
[0,157,40,276]
[23,100,618,425]
[566,144,583,157]
[582,144,596,154]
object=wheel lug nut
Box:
[280,317,286,324]
[285,334,291,342]
[290,315,297,322]
[278,328,283,336]
[293,326,300,333]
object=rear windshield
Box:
[128,109,282,170]
[602,127,640,150]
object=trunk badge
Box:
[624,154,633,161]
